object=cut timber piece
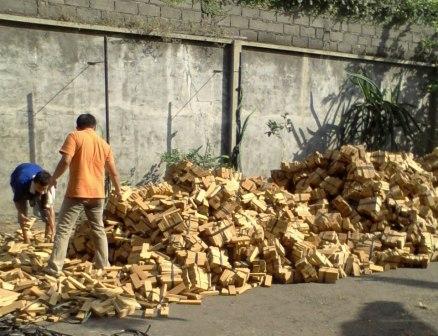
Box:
[182,265,210,292]
[167,282,187,295]
[296,258,318,283]
[0,288,20,306]
[207,246,231,268]
[262,274,273,287]
[318,267,339,284]
[48,292,60,306]
[369,263,384,273]
[0,300,26,317]
[235,268,250,287]
[241,179,256,192]
[204,220,236,247]
[144,308,156,317]
[314,212,342,232]
[236,284,252,295]
[200,290,219,298]
[251,197,267,212]
[308,251,333,268]
[357,197,382,220]
[228,285,237,296]
[177,299,202,305]
[320,176,343,195]
[219,269,236,287]
[159,305,169,317]
[67,276,86,290]
[382,231,407,249]
[14,279,37,291]
[332,196,352,217]
[130,273,144,290]
[292,193,311,203]
[91,299,114,317]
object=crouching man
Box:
[10,163,56,243]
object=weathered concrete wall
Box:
[0,25,105,217]
[0,0,435,61]
[107,37,228,185]
[0,24,228,217]
[240,48,434,176]
[0,22,434,218]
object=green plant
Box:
[229,111,253,170]
[338,72,423,152]
[266,113,293,138]
[228,86,254,171]
[265,113,293,161]
[166,0,438,26]
[161,142,229,169]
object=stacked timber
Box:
[0,145,436,322]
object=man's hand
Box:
[19,213,30,224]
[48,176,58,189]
[113,188,122,201]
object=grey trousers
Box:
[47,197,110,273]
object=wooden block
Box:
[200,290,219,298]
[159,305,169,317]
[235,283,252,295]
[167,282,187,295]
[262,274,272,287]
[48,292,60,306]
[14,279,37,291]
[67,276,86,290]
[0,288,20,306]
[0,300,25,317]
[130,273,144,290]
[144,308,156,317]
[369,263,384,273]
[177,299,202,305]
[228,285,237,296]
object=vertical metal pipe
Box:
[104,36,111,198]
[104,35,110,144]
[229,41,243,156]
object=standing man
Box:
[45,113,121,276]
[10,163,56,243]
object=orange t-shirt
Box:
[60,129,113,198]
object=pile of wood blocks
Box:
[0,145,436,322]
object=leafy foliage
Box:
[161,143,230,169]
[187,0,438,26]
[338,72,423,152]
[245,0,437,25]
[266,113,293,138]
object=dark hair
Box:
[34,171,51,186]
[76,113,97,129]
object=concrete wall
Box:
[0,0,436,61]
[0,25,105,216]
[240,48,434,176]
[0,22,435,217]
[0,24,229,217]
[107,37,229,185]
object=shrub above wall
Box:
[0,0,436,62]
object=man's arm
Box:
[50,154,71,187]
[44,206,55,242]
[14,202,30,244]
[105,156,122,198]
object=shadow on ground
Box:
[341,301,438,336]
[360,276,438,290]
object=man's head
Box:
[76,113,97,130]
[33,171,51,193]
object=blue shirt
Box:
[10,163,43,202]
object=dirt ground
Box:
[2,220,437,336]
